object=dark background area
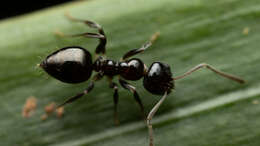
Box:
[0,0,74,20]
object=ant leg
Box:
[108,79,120,125]
[173,63,245,84]
[56,12,107,54]
[119,79,145,120]
[147,92,168,146]
[121,32,160,60]
[122,42,151,60]
[57,81,94,108]
[57,73,104,108]
[56,32,105,39]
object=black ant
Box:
[39,14,245,146]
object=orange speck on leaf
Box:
[22,96,37,118]
[56,107,64,118]
[44,102,56,114]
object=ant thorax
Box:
[93,56,145,80]
[93,56,121,76]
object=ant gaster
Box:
[39,14,245,146]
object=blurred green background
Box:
[0,0,259,145]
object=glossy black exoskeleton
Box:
[39,14,245,146]
[41,46,93,83]
[144,62,174,95]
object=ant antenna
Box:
[147,92,168,146]
[173,63,245,84]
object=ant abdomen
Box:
[143,62,174,95]
[40,46,93,83]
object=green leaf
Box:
[0,0,259,146]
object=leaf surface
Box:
[0,0,259,146]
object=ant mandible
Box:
[39,14,245,146]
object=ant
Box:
[39,14,245,146]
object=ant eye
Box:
[40,47,93,83]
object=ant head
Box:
[143,62,174,95]
[40,46,93,83]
